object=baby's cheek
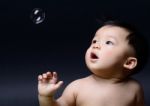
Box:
[104,50,124,61]
[85,50,90,59]
[104,51,117,61]
[105,51,113,56]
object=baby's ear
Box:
[123,57,137,70]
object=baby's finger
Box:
[38,75,43,83]
[54,81,63,89]
[43,73,47,79]
[38,75,42,80]
[53,72,57,78]
[53,72,58,81]
[49,72,58,83]
[46,71,52,78]
[41,73,50,83]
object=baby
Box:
[38,20,149,106]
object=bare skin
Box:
[38,72,144,106]
[38,25,145,106]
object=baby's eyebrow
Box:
[106,35,118,41]
[107,35,116,38]
[93,35,118,42]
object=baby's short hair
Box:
[99,20,149,75]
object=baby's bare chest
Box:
[76,85,136,106]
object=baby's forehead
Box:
[94,25,130,40]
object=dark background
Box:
[0,0,150,106]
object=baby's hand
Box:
[38,72,63,97]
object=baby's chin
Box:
[87,66,113,78]
[87,67,102,75]
[86,61,109,76]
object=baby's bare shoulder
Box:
[62,76,91,95]
[67,76,90,88]
[124,78,144,95]
[126,78,142,89]
[57,77,90,106]
[126,78,145,105]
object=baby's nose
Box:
[93,43,101,49]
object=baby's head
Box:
[85,20,149,78]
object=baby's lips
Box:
[90,52,99,59]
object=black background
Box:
[0,0,150,106]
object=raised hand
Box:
[38,71,63,97]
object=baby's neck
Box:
[91,74,128,84]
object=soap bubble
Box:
[30,8,45,24]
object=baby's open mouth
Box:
[90,52,99,59]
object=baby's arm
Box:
[38,72,76,106]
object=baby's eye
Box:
[92,40,97,44]
[105,41,114,45]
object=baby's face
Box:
[85,25,135,77]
